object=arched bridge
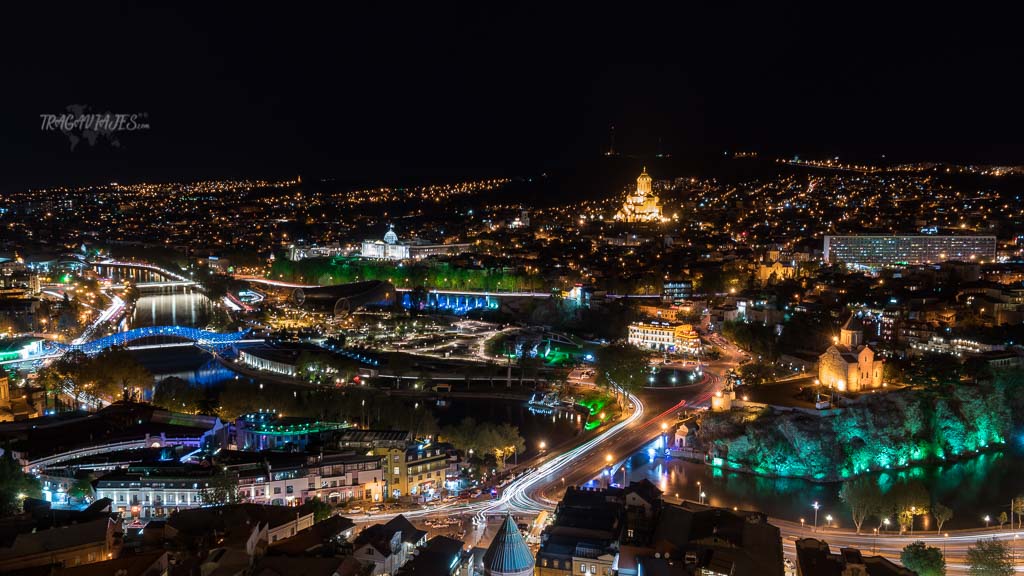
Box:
[60,326,252,355]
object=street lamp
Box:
[872,528,878,553]
[825,514,833,529]
[697,481,701,502]
[539,441,547,452]
[985,515,991,528]
[944,533,949,558]
[800,518,805,530]
[813,502,820,532]
[883,518,890,534]
[700,491,706,505]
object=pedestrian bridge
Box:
[59,326,252,355]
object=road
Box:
[353,369,722,530]
[343,328,1023,572]
[773,517,1024,574]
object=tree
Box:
[596,343,650,400]
[998,511,1008,529]
[217,384,265,419]
[152,377,205,413]
[439,418,523,468]
[1013,496,1024,530]
[305,496,333,523]
[296,352,359,387]
[900,541,946,576]
[0,453,41,516]
[903,353,963,388]
[738,362,780,387]
[888,481,930,534]
[933,502,953,534]
[93,348,152,401]
[68,476,95,501]
[35,365,66,413]
[200,468,241,505]
[48,350,90,409]
[839,476,882,534]
[966,539,1013,576]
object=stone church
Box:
[818,314,884,392]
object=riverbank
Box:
[696,374,1022,482]
[623,436,1024,531]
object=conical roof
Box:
[841,313,864,332]
[483,514,534,576]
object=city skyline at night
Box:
[1,4,1023,576]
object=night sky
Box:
[2,3,1022,191]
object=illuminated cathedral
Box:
[614,167,664,222]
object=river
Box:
[131,286,214,328]
[607,433,1024,531]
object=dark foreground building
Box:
[291,280,396,317]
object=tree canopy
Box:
[595,342,650,396]
[152,377,206,414]
[0,453,41,516]
[900,541,946,576]
[966,539,1014,576]
[440,418,525,469]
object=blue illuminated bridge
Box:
[401,292,499,315]
[59,326,253,355]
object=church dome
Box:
[384,225,399,245]
[483,514,534,576]
[636,167,652,195]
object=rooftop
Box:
[482,514,534,576]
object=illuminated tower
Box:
[615,167,662,222]
[636,166,652,196]
[839,314,864,349]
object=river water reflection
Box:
[612,435,1024,531]
[132,287,213,328]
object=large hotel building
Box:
[823,234,997,267]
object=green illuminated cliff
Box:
[697,371,1024,482]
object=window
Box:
[286,486,294,494]
[274,487,281,494]
[627,529,634,538]
[580,565,586,573]
[591,565,596,573]
[394,466,400,475]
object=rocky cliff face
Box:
[696,374,1022,482]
